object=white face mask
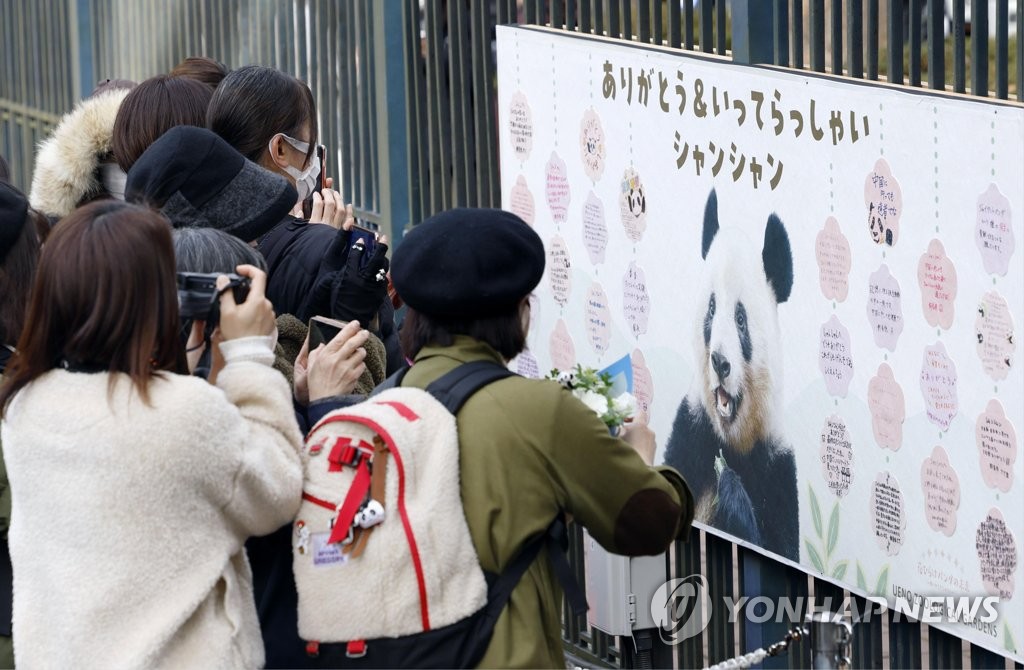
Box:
[270,134,321,203]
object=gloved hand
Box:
[327,237,390,325]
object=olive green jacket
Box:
[403,337,694,668]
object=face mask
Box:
[270,134,321,203]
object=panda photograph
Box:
[663,189,799,562]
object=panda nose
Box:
[711,351,731,380]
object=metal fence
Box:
[1,2,1022,668]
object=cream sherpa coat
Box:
[29,88,129,218]
[0,344,303,668]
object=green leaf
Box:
[1004,622,1017,653]
[826,502,841,557]
[875,566,890,597]
[856,563,868,591]
[809,485,823,539]
[831,560,849,580]
[806,540,825,573]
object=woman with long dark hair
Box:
[0,200,303,667]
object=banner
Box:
[497,26,1023,660]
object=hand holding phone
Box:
[307,315,349,350]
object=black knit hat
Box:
[0,181,29,264]
[125,126,297,242]
[392,208,545,317]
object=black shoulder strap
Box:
[371,365,409,396]
[424,360,514,414]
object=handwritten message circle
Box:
[820,415,854,498]
[868,363,906,451]
[622,262,651,337]
[864,158,903,247]
[545,152,571,224]
[631,349,654,421]
[584,282,612,356]
[920,342,959,432]
[976,399,1018,493]
[547,235,572,307]
[815,217,852,302]
[920,446,961,537]
[619,166,648,242]
[867,264,904,351]
[975,291,1015,382]
[819,315,854,397]
[514,349,540,379]
[549,319,576,372]
[508,91,533,161]
[917,239,958,330]
[976,508,1018,599]
[579,108,607,182]
[870,471,907,557]
[509,174,535,226]
[975,183,1015,276]
[582,191,608,265]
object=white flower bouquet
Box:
[548,364,637,433]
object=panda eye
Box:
[736,310,746,330]
[708,295,716,317]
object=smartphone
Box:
[308,315,348,349]
[301,144,328,220]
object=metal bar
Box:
[716,0,726,54]
[365,0,380,214]
[995,0,1008,98]
[928,0,946,89]
[867,0,878,78]
[888,612,922,667]
[700,0,714,52]
[810,0,826,71]
[638,0,651,42]
[972,0,988,95]
[652,0,662,44]
[848,0,863,76]
[580,0,592,32]
[404,0,426,224]
[928,626,964,669]
[593,0,604,35]
[970,643,1013,668]
[775,0,791,66]
[476,0,499,207]
[910,0,922,86]
[447,0,471,206]
[850,595,884,669]
[684,0,694,49]
[71,0,92,102]
[953,0,966,91]
[525,0,537,24]
[793,0,804,69]
[608,0,620,38]
[704,533,736,664]
[426,0,451,211]
[888,0,904,82]
[668,0,681,47]
[733,0,775,64]
[832,0,843,74]
[621,0,632,40]
[673,529,704,669]
[552,0,565,29]
[372,0,411,242]
[566,0,577,31]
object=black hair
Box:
[398,307,527,361]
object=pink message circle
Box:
[867,264,904,351]
[631,349,654,421]
[868,363,905,451]
[975,183,1015,276]
[547,235,572,307]
[976,399,1018,493]
[582,191,608,265]
[919,342,959,432]
[545,152,571,224]
[815,217,852,301]
[619,166,648,243]
[584,282,612,355]
[819,315,854,397]
[622,262,650,338]
[579,108,607,182]
[975,291,1015,382]
[976,508,1018,599]
[917,239,958,330]
[514,349,540,379]
[549,319,576,372]
[820,415,854,498]
[870,471,907,557]
[508,91,533,161]
[864,158,903,247]
[509,174,535,226]
[920,445,961,537]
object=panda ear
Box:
[762,213,794,304]
[701,189,719,260]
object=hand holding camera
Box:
[217,265,276,341]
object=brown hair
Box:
[0,201,186,412]
[170,56,231,89]
[112,75,212,172]
[207,65,317,167]
[0,212,40,347]
[398,307,527,362]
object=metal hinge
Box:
[627,593,637,625]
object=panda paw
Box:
[715,466,763,545]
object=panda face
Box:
[702,292,752,422]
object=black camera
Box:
[177,272,251,323]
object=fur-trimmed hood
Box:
[29,88,130,218]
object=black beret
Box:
[126,126,297,243]
[0,181,29,265]
[392,208,545,317]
